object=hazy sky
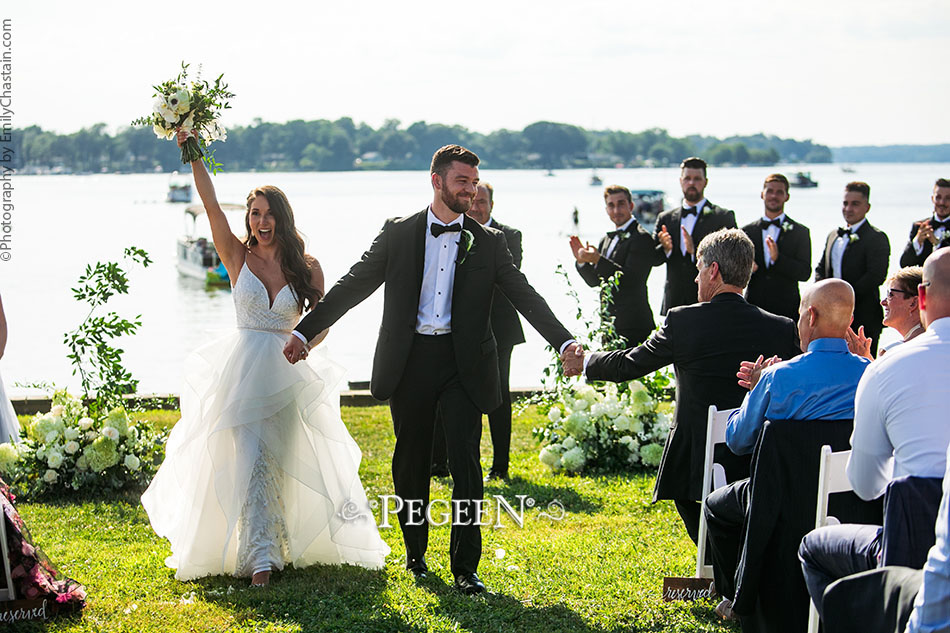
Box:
[6,0,949,146]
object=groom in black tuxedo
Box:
[284,145,580,594]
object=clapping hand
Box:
[765,236,779,263]
[681,226,695,256]
[658,225,673,255]
[737,354,780,390]
[569,236,600,264]
[282,335,309,364]
[845,325,873,360]
[561,341,585,377]
[914,220,937,247]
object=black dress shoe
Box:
[407,558,428,580]
[430,463,450,478]
[484,469,509,482]
[454,572,486,595]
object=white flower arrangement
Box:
[535,379,671,475]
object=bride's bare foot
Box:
[250,570,271,587]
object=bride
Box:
[141,131,389,585]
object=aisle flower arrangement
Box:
[0,391,166,497]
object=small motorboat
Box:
[788,171,819,188]
[629,189,665,231]
[177,203,245,287]
[166,172,192,202]
[590,170,603,186]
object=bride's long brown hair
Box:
[244,186,322,312]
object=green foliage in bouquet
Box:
[64,246,151,416]
[527,266,674,474]
[0,391,166,497]
[132,62,234,174]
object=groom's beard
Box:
[442,187,473,215]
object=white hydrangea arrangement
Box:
[535,380,672,474]
[0,390,166,497]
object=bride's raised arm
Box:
[178,130,245,281]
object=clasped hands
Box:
[915,220,939,247]
[282,335,309,364]
[561,341,585,377]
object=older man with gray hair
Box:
[570,228,800,543]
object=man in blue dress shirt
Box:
[703,278,872,618]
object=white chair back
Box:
[695,405,736,578]
[0,503,14,601]
[806,446,852,633]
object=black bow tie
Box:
[682,206,698,217]
[430,223,462,237]
[837,227,852,237]
[607,229,627,239]
[760,218,782,230]
[933,218,950,230]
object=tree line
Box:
[6,119,832,174]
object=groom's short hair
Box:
[431,145,479,177]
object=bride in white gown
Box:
[142,133,389,585]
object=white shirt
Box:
[760,213,786,268]
[416,208,462,334]
[847,317,950,500]
[665,198,707,259]
[831,217,866,279]
[605,217,636,259]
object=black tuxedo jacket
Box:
[575,220,656,340]
[488,218,526,350]
[652,202,737,314]
[899,217,950,267]
[295,210,571,412]
[815,220,890,337]
[741,216,812,321]
[585,293,800,502]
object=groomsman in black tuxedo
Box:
[816,181,891,356]
[566,229,800,543]
[741,174,812,321]
[899,178,950,267]
[283,146,580,595]
[431,182,525,481]
[653,157,737,314]
[570,185,656,346]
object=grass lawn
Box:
[9,407,735,632]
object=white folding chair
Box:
[695,405,737,579]
[806,446,852,633]
[0,504,14,601]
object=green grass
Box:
[9,407,735,632]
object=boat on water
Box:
[590,170,603,186]
[177,203,245,287]
[629,189,665,230]
[788,171,819,188]
[166,172,193,203]
[841,165,856,173]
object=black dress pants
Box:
[389,334,483,577]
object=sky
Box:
[5,0,949,147]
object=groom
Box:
[283,145,581,594]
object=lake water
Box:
[2,162,948,396]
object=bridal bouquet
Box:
[534,380,671,474]
[132,62,234,173]
[0,390,167,497]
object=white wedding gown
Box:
[0,371,20,444]
[142,263,389,580]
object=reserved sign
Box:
[0,599,50,623]
[662,577,717,602]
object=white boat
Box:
[177,203,245,287]
[166,172,193,203]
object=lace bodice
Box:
[233,263,301,332]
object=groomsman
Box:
[570,185,656,346]
[815,182,890,356]
[432,182,525,481]
[741,174,812,321]
[284,145,581,595]
[899,178,950,267]
[653,157,737,314]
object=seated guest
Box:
[878,267,924,356]
[703,279,871,619]
[799,248,950,622]
[899,178,950,267]
[818,439,950,633]
[567,228,800,544]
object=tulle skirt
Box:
[141,328,389,580]
[0,370,20,444]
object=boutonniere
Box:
[781,220,793,233]
[849,233,860,244]
[457,229,475,265]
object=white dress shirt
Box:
[416,208,462,334]
[605,217,637,259]
[831,217,867,279]
[847,317,950,500]
[760,213,786,268]
[673,198,707,258]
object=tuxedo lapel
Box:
[411,209,427,298]
[824,231,836,278]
